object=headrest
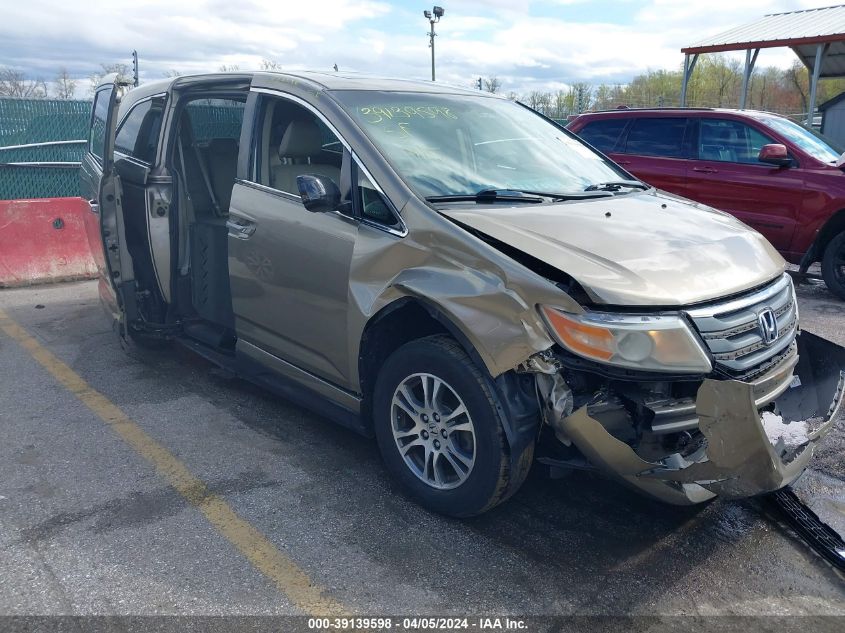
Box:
[715,127,736,141]
[279,119,322,158]
[207,137,238,155]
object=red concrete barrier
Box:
[0,197,98,287]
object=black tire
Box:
[821,231,845,301]
[373,334,530,517]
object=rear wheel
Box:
[373,335,529,517]
[821,231,845,300]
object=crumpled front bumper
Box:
[554,332,845,505]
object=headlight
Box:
[540,306,712,373]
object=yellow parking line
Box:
[0,308,348,616]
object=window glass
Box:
[185,99,245,143]
[754,114,842,163]
[175,97,245,216]
[88,87,113,162]
[115,99,163,163]
[625,118,687,158]
[334,91,629,199]
[577,119,628,153]
[317,118,344,156]
[699,119,774,164]
[256,97,343,195]
[358,168,398,228]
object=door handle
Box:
[616,160,631,165]
[88,199,100,214]
[692,167,718,174]
[226,218,256,240]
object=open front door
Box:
[80,74,134,334]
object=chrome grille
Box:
[685,274,798,377]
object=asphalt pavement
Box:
[0,277,843,622]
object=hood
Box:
[440,190,786,306]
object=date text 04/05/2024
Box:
[307,617,528,630]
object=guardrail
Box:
[0,139,84,168]
[0,139,86,151]
[1,162,82,168]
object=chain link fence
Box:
[0,97,91,200]
[0,97,253,201]
[185,101,245,142]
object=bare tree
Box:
[536,91,553,116]
[505,91,519,101]
[785,60,808,115]
[592,83,615,110]
[260,59,282,71]
[0,67,48,98]
[554,89,568,118]
[165,69,182,78]
[53,67,77,99]
[89,63,131,94]
[483,76,501,93]
[718,59,742,106]
[218,64,240,72]
[698,56,741,107]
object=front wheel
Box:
[821,231,845,301]
[373,335,530,517]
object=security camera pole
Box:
[424,6,445,81]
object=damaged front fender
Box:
[553,332,845,505]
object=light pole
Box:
[131,50,139,87]
[423,6,444,81]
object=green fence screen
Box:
[0,97,253,200]
[0,98,91,200]
[185,101,245,142]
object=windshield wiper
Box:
[584,180,650,192]
[426,189,545,204]
[518,189,614,200]
[425,188,613,204]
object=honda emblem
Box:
[758,308,778,345]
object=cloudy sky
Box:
[1,0,837,95]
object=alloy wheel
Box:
[390,372,476,490]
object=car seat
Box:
[271,119,341,194]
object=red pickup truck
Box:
[568,109,845,298]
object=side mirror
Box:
[758,144,792,168]
[296,174,340,212]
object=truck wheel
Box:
[821,231,845,300]
[373,335,528,517]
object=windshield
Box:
[333,91,631,200]
[756,115,843,164]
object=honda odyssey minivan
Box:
[81,72,844,516]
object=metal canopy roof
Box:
[682,4,845,78]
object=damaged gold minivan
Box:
[81,71,845,516]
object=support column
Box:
[739,48,759,110]
[680,53,699,107]
[807,43,829,125]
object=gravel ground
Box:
[0,278,842,620]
